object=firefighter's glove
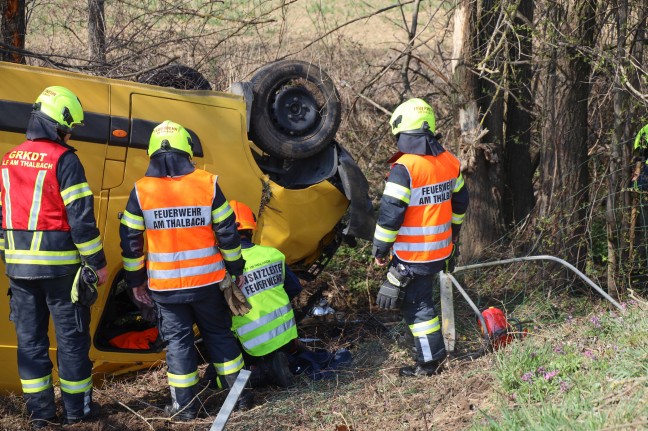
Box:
[71,263,99,306]
[376,265,409,310]
[444,242,460,273]
[220,274,251,316]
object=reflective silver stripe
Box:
[418,335,433,362]
[393,237,452,252]
[28,170,47,230]
[211,202,233,224]
[383,182,411,204]
[374,225,398,243]
[453,174,464,192]
[410,318,440,336]
[237,304,293,336]
[141,206,211,229]
[2,169,12,229]
[6,231,15,250]
[148,246,217,262]
[76,236,102,256]
[215,354,244,375]
[148,260,225,279]
[452,212,465,224]
[409,178,456,207]
[220,246,241,262]
[21,375,52,393]
[120,210,145,230]
[5,250,81,264]
[30,231,43,251]
[167,371,199,388]
[398,223,451,236]
[59,376,92,394]
[61,182,93,206]
[123,256,145,271]
[242,318,296,351]
[0,236,4,250]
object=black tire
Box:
[249,60,341,159]
[138,64,212,91]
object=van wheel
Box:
[138,64,212,90]
[249,60,341,159]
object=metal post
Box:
[210,369,251,431]
[439,272,456,352]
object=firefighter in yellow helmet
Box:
[373,98,469,376]
[119,120,249,419]
[0,86,107,428]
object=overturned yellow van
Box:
[0,60,374,392]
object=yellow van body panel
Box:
[0,62,348,393]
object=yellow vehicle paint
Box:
[0,62,369,393]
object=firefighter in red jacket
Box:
[373,98,469,377]
[119,120,249,419]
[0,86,107,428]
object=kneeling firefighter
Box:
[372,98,469,376]
[206,200,302,388]
[119,120,249,419]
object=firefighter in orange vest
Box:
[373,98,469,377]
[0,86,107,428]
[119,120,250,419]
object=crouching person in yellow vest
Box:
[224,200,302,388]
[119,121,250,419]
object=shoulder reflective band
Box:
[59,376,92,394]
[383,182,411,204]
[2,169,13,229]
[122,255,145,271]
[27,170,47,230]
[21,374,53,394]
[409,317,440,336]
[61,182,93,206]
[214,353,244,375]
[212,201,234,224]
[4,249,81,265]
[374,225,398,243]
[75,235,103,256]
[167,370,199,388]
[121,210,145,230]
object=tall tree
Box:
[504,0,535,227]
[0,0,25,63]
[452,0,505,261]
[537,0,598,269]
[88,0,106,65]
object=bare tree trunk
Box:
[452,0,503,261]
[399,0,421,98]
[504,0,535,227]
[537,0,597,271]
[0,0,25,63]
[88,0,106,65]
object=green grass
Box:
[471,300,648,430]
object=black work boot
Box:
[164,403,198,421]
[269,351,294,388]
[30,417,58,430]
[399,360,443,377]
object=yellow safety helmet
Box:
[33,86,84,132]
[389,98,436,135]
[634,124,648,152]
[148,120,194,158]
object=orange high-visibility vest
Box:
[135,169,226,291]
[392,152,460,263]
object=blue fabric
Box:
[288,348,352,381]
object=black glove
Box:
[444,242,460,273]
[376,279,402,309]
